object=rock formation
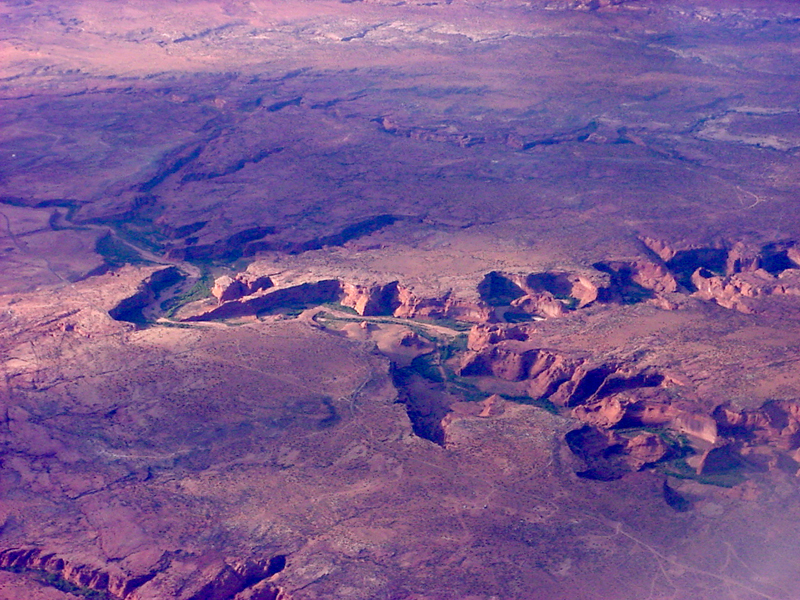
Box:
[0,548,287,600]
[565,425,671,480]
[108,266,183,323]
[212,273,273,303]
[692,267,800,313]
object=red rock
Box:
[510,292,567,318]
[212,275,247,303]
[213,273,274,303]
[629,261,678,294]
[340,281,401,315]
[624,433,670,470]
[467,324,531,351]
[726,242,761,275]
[572,396,626,428]
[478,394,506,418]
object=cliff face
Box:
[341,281,491,322]
[171,245,800,488]
[178,235,800,325]
[182,274,492,323]
[108,266,183,323]
[212,274,274,303]
[565,426,671,480]
[182,280,342,321]
[0,549,287,600]
[692,267,800,313]
[454,301,800,483]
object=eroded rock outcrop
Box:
[108,266,183,323]
[0,548,288,600]
[467,323,533,349]
[640,236,800,298]
[340,281,402,316]
[714,400,800,458]
[593,259,678,299]
[186,239,800,325]
[186,556,287,600]
[460,327,667,411]
[460,345,548,382]
[0,547,153,599]
[375,117,483,148]
[212,273,273,303]
[476,270,609,319]
[341,281,491,322]
[565,425,671,480]
[524,272,601,308]
[692,267,800,313]
[184,279,342,321]
[508,292,567,318]
[726,241,762,275]
[566,393,800,482]
[392,288,490,322]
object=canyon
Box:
[3,0,800,599]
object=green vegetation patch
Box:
[657,458,747,488]
[38,571,116,600]
[256,300,318,318]
[0,567,116,600]
[409,354,444,383]
[95,233,151,268]
[321,302,359,315]
[501,394,560,414]
[163,273,213,316]
[503,311,536,323]
[439,334,468,361]
[420,317,473,332]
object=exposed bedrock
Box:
[477,263,684,320]
[712,401,800,466]
[341,281,491,322]
[566,391,800,482]
[565,425,671,481]
[374,116,483,148]
[186,556,287,600]
[691,266,800,313]
[641,236,800,292]
[185,279,342,321]
[592,260,677,304]
[459,332,664,410]
[108,266,183,323]
[187,275,492,322]
[0,548,288,600]
[340,281,402,316]
[212,273,274,303]
[0,547,156,599]
[592,238,800,312]
[185,236,800,324]
[477,270,604,318]
[466,323,534,349]
[165,216,399,262]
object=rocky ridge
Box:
[0,548,288,600]
[173,235,800,324]
[160,237,800,487]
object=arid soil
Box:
[3,1,800,599]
